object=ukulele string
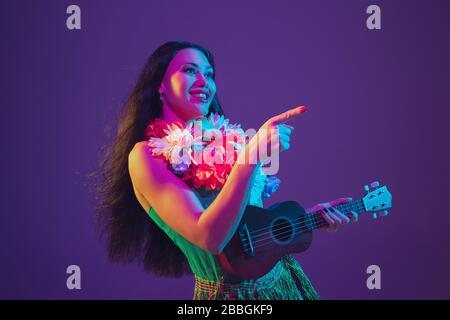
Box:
[241,208,362,250]
[239,203,365,251]
[242,218,326,247]
[247,205,363,241]
[244,201,364,237]
[241,220,332,251]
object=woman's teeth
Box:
[192,93,207,99]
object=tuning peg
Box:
[364,185,369,192]
[370,181,380,189]
[380,210,388,216]
[372,212,378,219]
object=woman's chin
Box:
[200,106,210,115]
[193,103,210,116]
[182,101,210,118]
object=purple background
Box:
[1,0,449,299]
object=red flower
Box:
[145,117,247,192]
[181,162,233,191]
[145,118,183,139]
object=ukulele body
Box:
[217,201,313,280]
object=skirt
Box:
[193,255,320,300]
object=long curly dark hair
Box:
[88,41,225,277]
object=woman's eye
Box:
[183,67,214,79]
[184,67,196,74]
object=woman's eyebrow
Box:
[183,62,213,71]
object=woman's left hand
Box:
[306,197,358,232]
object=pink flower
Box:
[145,115,279,197]
[145,118,183,139]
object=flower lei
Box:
[145,113,280,198]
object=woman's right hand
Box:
[243,106,308,164]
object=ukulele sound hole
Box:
[271,217,294,244]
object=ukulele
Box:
[217,181,392,279]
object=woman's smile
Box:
[189,89,210,102]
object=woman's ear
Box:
[158,84,165,100]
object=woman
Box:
[92,41,358,300]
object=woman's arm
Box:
[196,149,262,254]
[129,106,304,254]
[128,141,260,254]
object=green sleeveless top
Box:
[147,166,267,282]
[148,206,224,281]
[146,169,321,300]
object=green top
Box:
[147,166,267,282]
[145,167,322,300]
[148,205,225,281]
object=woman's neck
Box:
[161,104,204,125]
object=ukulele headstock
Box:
[362,181,392,219]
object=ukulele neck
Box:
[307,199,366,230]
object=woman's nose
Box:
[194,72,207,85]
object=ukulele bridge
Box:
[239,224,254,256]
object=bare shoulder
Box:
[126,140,209,251]
[127,141,169,212]
[134,140,150,149]
[128,141,167,175]
[129,141,162,164]
[129,141,150,158]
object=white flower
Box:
[148,122,202,170]
[196,112,246,150]
[148,114,246,169]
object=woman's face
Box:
[160,48,216,119]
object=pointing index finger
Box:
[271,106,308,125]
